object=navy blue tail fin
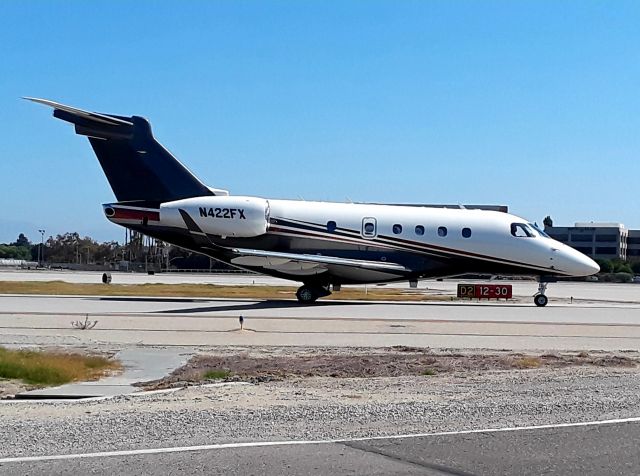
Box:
[26,98,214,204]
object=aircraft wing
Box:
[230,248,409,273]
[178,207,410,276]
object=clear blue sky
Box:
[1,1,639,244]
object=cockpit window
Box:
[511,223,534,238]
[529,222,550,238]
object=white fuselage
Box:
[265,199,598,277]
[152,195,599,279]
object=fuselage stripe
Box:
[271,217,564,275]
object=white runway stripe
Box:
[2,416,640,464]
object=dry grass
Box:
[0,347,121,386]
[511,357,542,369]
[0,280,449,301]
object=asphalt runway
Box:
[0,270,290,286]
[1,289,640,350]
[2,270,640,302]
[2,419,640,475]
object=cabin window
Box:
[326,221,337,233]
[511,223,534,238]
[415,225,425,236]
[462,228,472,238]
[438,226,447,237]
[392,224,403,235]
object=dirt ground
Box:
[140,347,639,389]
[0,281,453,301]
[0,379,34,397]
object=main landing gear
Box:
[296,284,332,304]
[534,281,549,307]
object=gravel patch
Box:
[140,347,638,388]
[2,366,640,459]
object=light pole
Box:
[38,229,45,267]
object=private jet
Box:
[27,98,599,306]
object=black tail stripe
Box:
[178,209,205,234]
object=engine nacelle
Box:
[160,196,269,238]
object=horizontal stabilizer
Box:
[26,97,214,203]
[24,97,133,127]
[24,97,134,140]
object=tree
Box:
[1,233,32,260]
[611,259,631,273]
[13,233,30,247]
[0,245,31,260]
[616,263,634,274]
[543,216,553,228]
[42,232,122,264]
[595,259,613,273]
[613,260,633,274]
[631,261,640,274]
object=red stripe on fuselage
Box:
[111,208,159,221]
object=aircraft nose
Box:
[558,246,600,276]
[575,254,600,276]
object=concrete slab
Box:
[2,293,640,351]
[2,279,640,352]
[17,347,191,399]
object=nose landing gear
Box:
[534,281,549,307]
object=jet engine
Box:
[160,196,269,237]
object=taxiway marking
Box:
[2,416,640,464]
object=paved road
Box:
[2,420,639,475]
[1,293,640,350]
[0,270,289,286]
[2,270,640,303]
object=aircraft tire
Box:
[534,294,548,307]
[296,285,318,304]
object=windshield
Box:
[511,223,535,237]
[529,222,550,238]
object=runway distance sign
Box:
[457,284,512,300]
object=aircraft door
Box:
[361,217,377,239]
